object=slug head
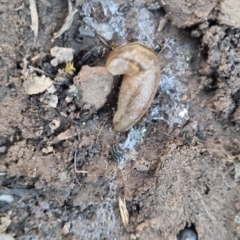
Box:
[106,56,140,76]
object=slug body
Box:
[106,42,160,132]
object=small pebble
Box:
[62,222,71,235]
[146,1,161,10]
[0,146,7,154]
[50,47,74,67]
[49,119,61,132]
[47,95,58,108]
[179,229,197,240]
[42,146,54,154]
[191,29,201,38]
[0,195,14,203]
[59,172,68,182]
[154,44,162,52]
[79,25,95,37]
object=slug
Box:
[106,42,160,132]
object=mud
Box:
[0,0,240,239]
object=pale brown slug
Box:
[106,42,160,132]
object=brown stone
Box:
[73,66,113,110]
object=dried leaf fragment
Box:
[23,75,53,95]
[119,197,129,228]
[57,128,76,141]
[157,16,167,32]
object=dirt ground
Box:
[1,0,240,239]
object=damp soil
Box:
[0,0,240,240]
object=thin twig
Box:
[31,53,47,62]
[74,150,88,174]
[13,3,24,11]
[96,120,107,139]
[157,44,167,57]
[54,197,63,205]
[194,189,214,220]
[98,35,112,49]
[75,177,82,187]
[157,130,173,138]
[29,65,54,78]
[90,118,109,148]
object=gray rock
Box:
[79,25,95,37]
[0,146,7,154]
[50,47,74,67]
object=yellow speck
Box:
[64,62,75,75]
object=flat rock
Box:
[73,66,113,110]
[23,75,53,95]
[219,0,240,28]
[0,234,15,240]
[162,0,217,28]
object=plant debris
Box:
[119,197,129,229]
[52,0,78,41]
[29,0,38,37]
